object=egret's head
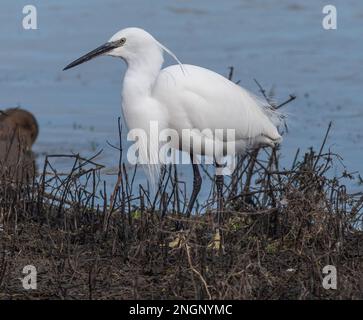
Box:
[63,27,162,70]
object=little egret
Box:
[64,27,284,218]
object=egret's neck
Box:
[122,48,164,104]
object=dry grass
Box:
[0,126,362,300]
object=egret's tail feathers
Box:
[255,134,283,148]
[248,91,287,135]
[263,105,287,133]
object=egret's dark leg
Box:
[215,174,224,225]
[186,154,202,217]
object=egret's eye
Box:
[119,37,126,45]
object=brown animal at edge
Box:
[0,108,39,182]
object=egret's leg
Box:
[186,154,202,217]
[216,174,224,225]
[207,172,225,253]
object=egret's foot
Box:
[207,228,225,254]
[168,231,186,249]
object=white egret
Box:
[64,27,284,218]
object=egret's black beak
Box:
[63,42,117,71]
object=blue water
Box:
[0,0,362,195]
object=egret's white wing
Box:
[153,64,283,145]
